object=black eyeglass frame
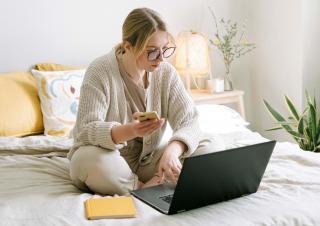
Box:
[146,47,176,61]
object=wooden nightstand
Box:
[190,89,246,120]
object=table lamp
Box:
[174,31,211,92]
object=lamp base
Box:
[194,77,206,89]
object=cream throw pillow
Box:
[31,69,86,137]
[0,72,44,136]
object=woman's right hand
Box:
[130,112,165,137]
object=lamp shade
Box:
[174,31,210,77]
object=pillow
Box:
[31,69,86,137]
[196,104,250,134]
[0,135,73,156]
[162,104,250,143]
[34,63,83,71]
[0,72,44,137]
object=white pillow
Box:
[31,69,86,137]
[162,104,250,144]
[196,104,249,134]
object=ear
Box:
[123,41,133,51]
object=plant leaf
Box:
[298,116,304,134]
[263,100,293,131]
[263,99,300,142]
[286,130,305,139]
[288,116,295,120]
[285,95,299,121]
[305,127,312,140]
[317,118,320,144]
[304,127,311,150]
[264,100,286,121]
[281,126,300,142]
[305,90,312,105]
[266,127,283,131]
[299,137,306,150]
[273,122,297,125]
[309,104,317,149]
[306,125,315,150]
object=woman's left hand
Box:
[157,141,187,183]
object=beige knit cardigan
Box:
[67,49,202,163]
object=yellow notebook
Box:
[85,196,137,220]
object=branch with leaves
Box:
[208,7,256,73]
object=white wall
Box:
[244,0,320,142]
[302,0,320,107]
[0,0,220,72]
[224,0,253,126]
[247,0,304,141]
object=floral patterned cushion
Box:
[31,69,86,137]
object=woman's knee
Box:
[191,133,226,157]
[70,145,138,195]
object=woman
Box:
[68,7,215,195]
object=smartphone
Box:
[138,111,160,122]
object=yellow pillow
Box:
[0,72,44,136]
[35,63,83,71]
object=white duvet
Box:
[1,129,320,226]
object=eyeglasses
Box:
[146,47,176,61]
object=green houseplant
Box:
[263,92,320,152]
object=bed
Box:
[1,104,320,226]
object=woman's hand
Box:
[130,112,165,137]
[157,141,187,183]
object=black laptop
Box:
[131,140,276,215]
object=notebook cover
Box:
[85,196,137,219]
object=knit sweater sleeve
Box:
[73,65,126,150]
[166,66,202,157]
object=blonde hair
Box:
[116,8,173,57]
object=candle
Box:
[214,79,224,93]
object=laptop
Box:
[131,140,276,215]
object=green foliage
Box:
[263,92,320,152]
[208,7,256,74]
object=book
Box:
[84,196,137,220]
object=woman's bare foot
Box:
[140,175,162,188]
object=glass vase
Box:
[224,65,234,91]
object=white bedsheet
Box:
[1,130,320,226]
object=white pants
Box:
[69,133,222,195]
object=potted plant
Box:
[263,92,320,152]
[208,7,256,91]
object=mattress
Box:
[1,129,320,226]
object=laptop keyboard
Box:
[159,194,173,204]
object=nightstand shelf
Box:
[190,89,245,119]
